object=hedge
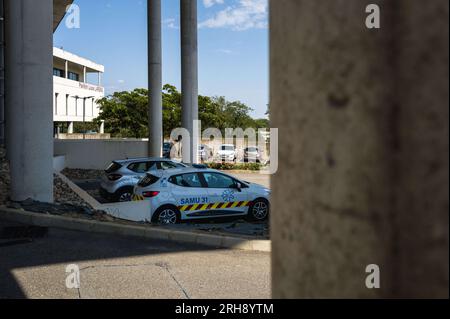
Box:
[206,162,263,171]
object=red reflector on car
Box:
[142,191,160,198]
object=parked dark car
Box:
[244,146,262,163]
[163,142,174,159]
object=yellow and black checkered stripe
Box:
[178,201,252,212]
[132,194,146,201]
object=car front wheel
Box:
[248,199,270,221]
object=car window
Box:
[169,173,202,188]
[128,162,148,173]
[159,161,179,170]
[147,162,158,171]
[203,173,236,189]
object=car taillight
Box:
[143,191,160,198]
[108,174,123,181]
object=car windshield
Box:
[221,146,234,151]
[138,174,160,187]
[105,162,122,174]
[246,147,258,152]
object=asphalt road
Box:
[0,221,271,299]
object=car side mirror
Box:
[235,182,242,192]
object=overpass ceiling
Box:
[54,0,74,32]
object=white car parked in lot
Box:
[132,168,271,224]
[216,144,237,162]
[100,157,187,202]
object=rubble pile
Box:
[54,174,91,208]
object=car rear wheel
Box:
[115,187,134,202]
[248,199,270,221]
[153,206,180,225]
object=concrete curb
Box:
[0,207,271,253]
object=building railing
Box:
[53,75,104,94]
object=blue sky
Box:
[54,0,269,119]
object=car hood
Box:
[248,182,271,193]
[218,150,235,155]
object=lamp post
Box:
[72,95,80,135]
[72,95,94,139]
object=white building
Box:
[53,47,105,134]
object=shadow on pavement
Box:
[0,219,222,299]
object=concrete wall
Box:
[271,0,448,298]
[55,138,270,170]
[54,140,148,170]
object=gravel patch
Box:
[61,168,104,181]
[54,174,92,208]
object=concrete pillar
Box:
[65,60,68,79]
[0,0,5,148]
[148,0,162,157]
[68,122,74,134]
[181,0,199,164]
[83,66,87,83]
[271,0,448,298]
[4,0,54,203]
[99,121,105,134]
[98,72,102,86]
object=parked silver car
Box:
[243,146,263,163]
[100,157,187,202]
[216,144,237,162]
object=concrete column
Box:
[65,60,68,78]
[98,72,102,86]
[270,0,448,298]
[68,122,74,134]
[148,0,162,157]
[0,0,4,148]
[99,121,105,134]
[83,66,87,83]
[4,0,54,203]
[181,0,199,164]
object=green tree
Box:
[95,89,149,138]
[95,85,266,138]
[162,84,182,137]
